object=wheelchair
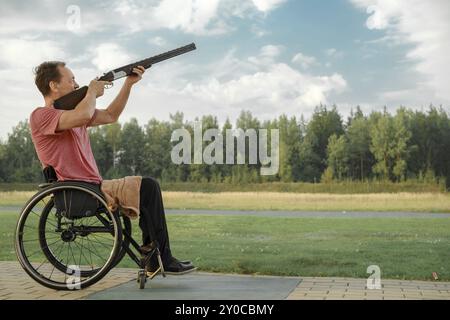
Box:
[14,167,165,290]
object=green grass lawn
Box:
[2,211,449,281]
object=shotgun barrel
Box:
[53,43,196,110]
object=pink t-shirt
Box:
[29,106,102,184]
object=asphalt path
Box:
[2,205,450,218]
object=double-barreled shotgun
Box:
[54,43,197,110]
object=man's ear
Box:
[49,81,59,93]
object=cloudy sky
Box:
[0,0,449,140]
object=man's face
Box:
[53,66,79,98]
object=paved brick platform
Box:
[0,261,136,300]
[1,261,449,300]
[287,277,450,300]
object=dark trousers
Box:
[138,177,172,265]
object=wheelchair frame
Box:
[14,179,165,291]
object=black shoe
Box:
[140,244,191,265]
[146,257,197,275]
[171,257,193,266]
[164,258,197,275]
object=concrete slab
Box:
[86,272,301,300]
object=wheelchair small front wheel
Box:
[138,270,146,289]
[14,183,122,290]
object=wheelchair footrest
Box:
[137,247,165,288]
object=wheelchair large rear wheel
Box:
[15,184,122,290]
[38,200,132,277]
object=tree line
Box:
[1,105,449,188]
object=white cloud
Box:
[365,4,392,29]
[0,2,107,36]
[250,24,270,37]
[350,0,450,104]
[251,0,287,13]
[248,45,283,66]
[207,48,260,81]
[326,48,337,56]
[90,43,134,71]
[292,52,318,69]
[0,38,66,69]
[260,45,283,58]
[114,0,140,16]
[0,1,287,37]
[325,48,344,59]
[148,36,167,47]
[151,0,225,35]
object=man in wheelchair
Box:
[28,61,196,276]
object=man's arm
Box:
[88,82,132,126]
[88,66,146,127]
[57,79,108,131]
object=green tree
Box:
[346,117,372,180]
[299,104,344,182]
[89,126,113,177]
[117,118,146,176]
[326,134,348,180]
[232,111,260,184]
[370,109,411,181]
[106,122,122,169]
[184,115,221,183]
[0,140,6,182]
[143,118,172,180]
[3,120,42,182]
[221,118,233,183]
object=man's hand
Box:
[101,65,147,125]
[88,79,112,98]
[124,65,146,86]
